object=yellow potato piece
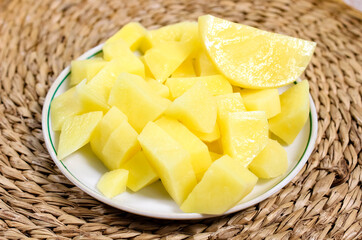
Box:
[90,107,128,163]
[221,111,269,167]
[215,92,246,124]
[138,122,197,205]
[97,169,128,198]
[155,116,212,181]
[269,80,310,144]
[123,151,159,192]
[51,87,83,131]
[101,120,141,170]
[84,57,144,106]
[108,73,171,133]
[239,88,281,119]
[199,15,316,88]
[76,80,110,113]
[144,41,194,83]
[106,22,147,51]
[249,139,288,179]
[143,21,199,51]
[165,81,217,134]
[181,155,258,214]
[57,111,103,160]
[70,58,106,86]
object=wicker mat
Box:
[0,0,361,239]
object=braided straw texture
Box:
[0,0,361,239]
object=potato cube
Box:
[221,111,268,167]
[181,155,258,214]
[215,93,246,124]
[123,151,158,192]
[155,117,212,181]
[51,87,83,131]
[239,88,281,118]
[70,58,106,86]
[101,120,141,170]
[138,122,197,205]
[57,111,103,160]
[269,80,310,144]
[97,169,128,198]
[144,41,193,83]
[90,107,128,160]
[165,81,217,133]
[106,22,147,51]
[108,73,171,132]
[249,139,288,178]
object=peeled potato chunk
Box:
[181,155,258,214]
[138,122,197,205]
[97,169,128,198]
[249,139,288,179]
[269,80,310,145]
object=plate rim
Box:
[42,44,318,220]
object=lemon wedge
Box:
[199,15,316,88]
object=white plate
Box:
[42,44,318,220]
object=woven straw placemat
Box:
[0,0,361,239]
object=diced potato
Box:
[155,117,212,181]
[57,111,103,160]
[51,88,83,131]
[102,38,142,68]
[144,41,193,83]
[172,58,196,78]
[269,80,310,144]
[215,93,246,124]
[145,22,199,48]
[249,139,288,179]
[70,58,106,86]
[239,88,281,118]
[76,80,110,113]
[165,81,217,133]
[192,123,220,142]
[105,22,147,51]
[108,73,171,132]
[194,50,219,76]
[84,58,144,106]
[138,122,197,205]
[209,152,222,161]
[180,155,258,214]
[166,75,232,100]
[147,78,170,98]
[123,151,159,192]
[221,111,268,167]
[90,107,128,160]
[102,39,145,78]
[101,120,141,170]
[206,140,223,154]
[97,169,128,198]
